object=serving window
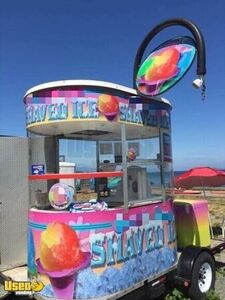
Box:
[29,116,172,210]
[97,124,167,207]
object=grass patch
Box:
[164,287,221,300]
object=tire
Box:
[188,251,215,300]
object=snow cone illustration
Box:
[36,222,91,299]
[97,94,119,121]
[136,41,196,96]
[127,147,136,162]
[144,48,180,82]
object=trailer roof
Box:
[24,79,171,106]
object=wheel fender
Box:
[177,245,215,281]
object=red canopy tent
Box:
[174,167,225,189]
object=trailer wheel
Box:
[188,251,215,300]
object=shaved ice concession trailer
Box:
[24,19,225,300]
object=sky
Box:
[0,0,225,171]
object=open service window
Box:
[55,119,172,208]
[29,126,172,209]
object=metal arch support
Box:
[133,18,206,88]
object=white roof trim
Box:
[24,79,171,106]
[24,80,137,97]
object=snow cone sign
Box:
[24,85,171,135]
[135,36,196,96]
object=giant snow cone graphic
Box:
[97,94,119,121]
[36,222,90,299]
[136,37,196,96]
